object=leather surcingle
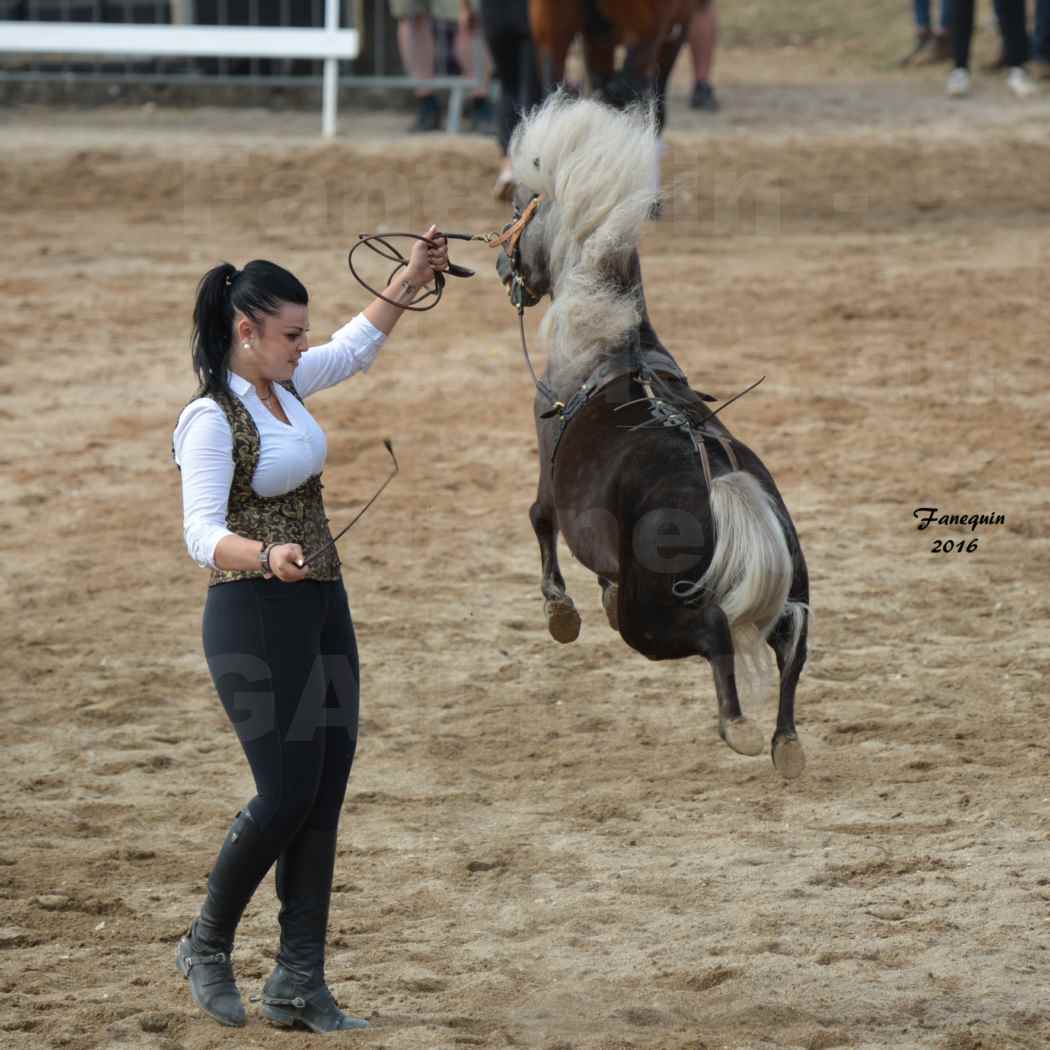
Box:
[173,379,342,586]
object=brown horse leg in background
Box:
[529,0,624,96]
[615,0,696,117]
[529,0,582,94]
[531,1,698,113]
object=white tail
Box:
[675,472,802,710]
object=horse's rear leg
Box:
[696,604,763,757]
[767,604,808,779]
[529,501,581,644]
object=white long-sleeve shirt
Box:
[173,313,387,570]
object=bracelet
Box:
[259,543,277,574]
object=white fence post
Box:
[322,0,340,139]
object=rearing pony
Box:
[494,94,810,777]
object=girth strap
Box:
[717,435,739,472]
[545,350,741,488]
[697,438,712,488]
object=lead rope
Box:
[517,304,561,408]
[481,194,562,409]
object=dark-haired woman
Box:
[171,227,448,1032]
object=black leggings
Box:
[954,0,1029,68]
[480,0,543,154]
[202,577,360,860]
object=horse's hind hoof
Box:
[720,717,764,757]
[772,734,806,779]
[602,585,619,632]
[545,598,581,644]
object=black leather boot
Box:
[254,825,369,1032]
[176,807,268,1028]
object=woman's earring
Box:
[242,341,250,350]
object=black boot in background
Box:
[690,80,720,112]
[256,824,369,1032]
[176,808,268,1027]
[409,93,442,133]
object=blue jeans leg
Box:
[940,0,955,32]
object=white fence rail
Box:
[0,21,358,61]
[0,1,359,136]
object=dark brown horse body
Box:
[496,95,810,777]
[529,0,698,113]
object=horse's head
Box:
[493,90,660,338]
[495,184,553,308]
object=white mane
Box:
[509,91,660,386]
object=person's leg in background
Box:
[481,0,542,199]
[688,0,719,111]
[457,0,497,132]
[177,580,334,1027]
[916,0,933,35]
[981,0,1012,68]
[1034,0,1050,71]
[258,578,366,1033]
[905,0,955,63]
[391,0,442,131]
[947,0,975,93]
[902,0,935,63]
[939,0,955,36]
[932,0,955,60]
[996,0,1036,94]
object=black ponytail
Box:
[190,259,309,398]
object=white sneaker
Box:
[1006,66,1037,98]
[946,67,971,97]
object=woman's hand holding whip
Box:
[264,543,309,583]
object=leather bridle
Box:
[489,192,546,311]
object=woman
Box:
[171,227,449,1032]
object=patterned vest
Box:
[173,379,342,586]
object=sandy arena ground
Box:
[2,24,1050,1050]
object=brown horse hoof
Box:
[601,585,619,631]
[545,597,581,643]
[772,734,806,779]
[721,717,764,757]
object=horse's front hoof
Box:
[601,585,619,632]
[720,716,764,757]
[545,597,581,644]
[772,733,806,779]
